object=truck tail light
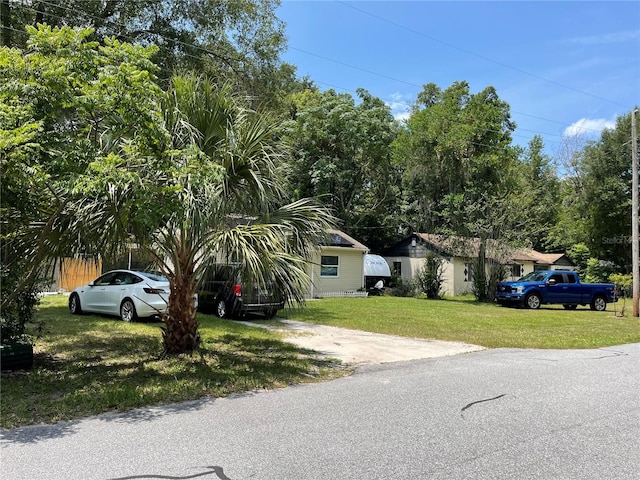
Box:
[233,284,242,296]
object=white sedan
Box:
[68,270,170,322]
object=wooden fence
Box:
[57,258,102,292]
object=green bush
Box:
[388,274,415,297]
[415,252,444,299]
[0,268,42,344]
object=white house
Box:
[383,233,548,296]
[307,229,369,298]
[524,250,576,271]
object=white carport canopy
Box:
[364,254,391,277]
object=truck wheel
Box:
[525,293,541,309]
[590,295,607,312]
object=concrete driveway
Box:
[243,319,484,365]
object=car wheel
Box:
[120,299,138,322]
[563,304,577,310]
[215,299,228,319]
[69,293,83,315]
[525,293,541,309]
[590,295,607,312]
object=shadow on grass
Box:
[1,329,347,435]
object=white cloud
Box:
[563,118,616,138]
[386,92,412,122]
[564,30,640,46]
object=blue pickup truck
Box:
[495,270,617,311]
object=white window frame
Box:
[320,255,339,277]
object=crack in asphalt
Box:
[461,394,507,418]
[108,466,232,480]
[591,349,629,360]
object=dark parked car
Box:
[198,264,284,319]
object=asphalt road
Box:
[2,344,639,480]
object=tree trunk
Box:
[161,273,200,354]
[473,238,488,302]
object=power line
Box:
[338,1,634,111]
[286,37,615,137]
[1,22,573,148]
[5,2,616,143]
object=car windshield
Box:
[517,271,547,282]
[137,272,168,282]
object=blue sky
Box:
[276,1,640,156]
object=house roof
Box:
[521,250,575,266]
[322,229,369,251]
[415,233,539,263]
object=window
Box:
[464,263,474,283]
[550,273,565,284]
[95,272,118,286]
[510,264,523,278]
[320,255,339,277]
[393,262,402,276]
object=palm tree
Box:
[149,74,334,354]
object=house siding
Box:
[452,257,472,296]
[308,247,366,298]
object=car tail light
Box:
[144,287,166,294]
[233,284,242,296]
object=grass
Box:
[3,294,639,430]
[283,295,640,349]
[0,295,347,430]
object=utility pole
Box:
[632,108,639,317]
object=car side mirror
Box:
[547,279,557,286]
[88,281,95,287]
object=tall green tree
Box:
[3,26,335,354]
[546,136,591,252]
[575,111,638,270]
[512,135,561,250]
[283,88,400,251]
[1,25,163,324]
[394,82,517,230]
[77,74,335,354]
[1,0,294,107]
[393,81,518,299]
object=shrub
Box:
[0,268,42,344]
[415,252,444,299]
[388,275,415,297]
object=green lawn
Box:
[2,294,639,430]
[0,295,346,430]
[283,296,640,349]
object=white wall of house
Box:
[452,257,472,296]
[506,262,535,280]
[386,255,537,297]
[439,259,455,296]
[308,247,366,298]
[385,256,420,284]
[452,259,536,295]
